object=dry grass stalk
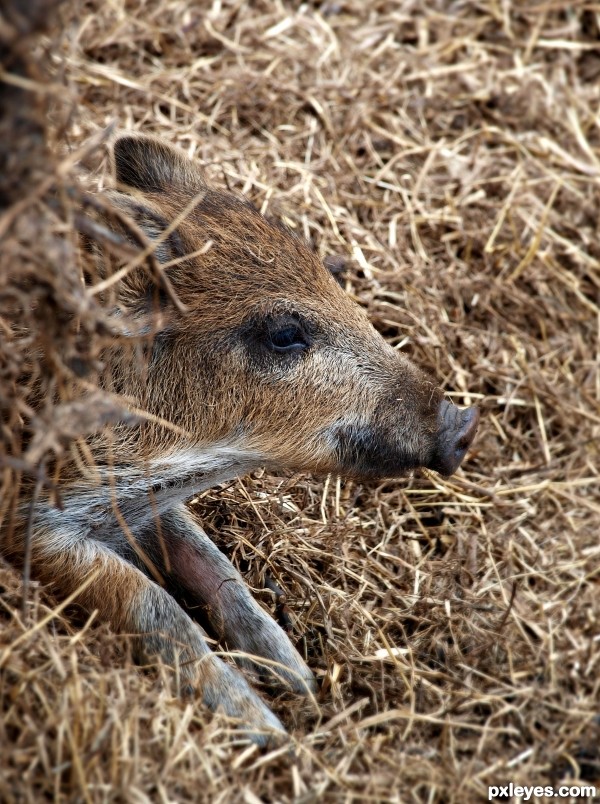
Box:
[1,0,599,801]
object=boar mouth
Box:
[330,422,429,479]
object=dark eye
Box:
[267,323,308,353]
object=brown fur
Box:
[5,135,478,743]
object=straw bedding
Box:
[0,1,598,801]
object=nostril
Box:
[456,407,480,452]
[428,402,480,476]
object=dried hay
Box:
[0,0,599,801]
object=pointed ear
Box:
[112,134,206,194]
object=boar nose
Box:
[428,400,480,476]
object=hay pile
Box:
[1,0,598,801]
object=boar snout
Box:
[428,400,480,476]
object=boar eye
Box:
[267,323,308,353]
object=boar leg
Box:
[159,503,317,695]
[27,526,285,744]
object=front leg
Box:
[158,503,316,695]
[19,523,285,744]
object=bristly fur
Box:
[6,134,478,743]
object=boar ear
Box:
[112,134,206,194]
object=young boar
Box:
[8,135,479,743]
